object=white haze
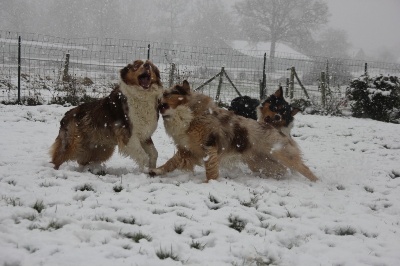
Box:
[1,0,400,61]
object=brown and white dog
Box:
[149,80,317,182]
[50,60,163,171]
[257,87,300,137]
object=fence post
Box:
[286,78,289,98]
[364,63,368,77]
[261,53,267,100]
[326,59,330,90]
[320,71,326,108]
[62,53,70,82]
[147,44,150,60]
[215,67,224,101]
[289,67,295,99]
[169,63,176,87]
[18,36,21,104]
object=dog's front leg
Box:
[203,146,220,182]
[149,149,194,177]
[140,138,158,169]
[118,136,148,170]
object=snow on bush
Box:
[347,74,400,123]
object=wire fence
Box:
[1,30,400,106]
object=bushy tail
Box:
[272,143,318,182]
[49,121,76,169]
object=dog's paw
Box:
[148,168,163,177]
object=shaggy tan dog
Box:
[149,80,318,182]
[50,60,163,170]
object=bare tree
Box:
[186,0,234,47]
[235,0,329,70]
[316,28,351,58]
[154,0,188,43]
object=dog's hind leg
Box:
[203,146,220,182]
[272,149,318,182]
[140,138,158,169]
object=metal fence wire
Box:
[1,30,400,106]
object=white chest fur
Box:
[119,82,162,140]
[163,105,193,148]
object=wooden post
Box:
[17,36,21,104]
[326,59,330,91]
[168,63,176,87]
[364,62,368,77]
[289,67,295,99]
[62,53,70,82]
[147,44,150,60]
[293,68,310,99]
[320,71,326,108]
[261,53,267,99]
[286,78,289,98]
[215,67,224,101]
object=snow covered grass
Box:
[0,104,400,265]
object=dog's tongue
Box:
[139,75,151,89]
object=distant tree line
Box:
[1,0,398,62]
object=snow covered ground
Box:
[0,103,400,266]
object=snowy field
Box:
[0,103,400,266]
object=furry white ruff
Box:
[162,105,194,148]
[118,81,162,168]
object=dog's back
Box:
[50,87,131,169]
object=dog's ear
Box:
[291,107,301,116]
[120,64,131,80]
[182,80,191,94]
[274,86,284,98]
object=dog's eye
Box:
[274,114,281,121]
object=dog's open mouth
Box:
[139,72,151,89]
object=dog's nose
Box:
[143,62,150,70]
[264,116,272,123]
[159,102,169,113]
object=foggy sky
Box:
[326,0,400,55]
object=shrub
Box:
[347,75,400,123]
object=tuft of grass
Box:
[190,240,206,250]
[228,215,247,232]
[32,200,45,213]
[122,232,152,243]
[39,181,57,187]
[156,246,179,261]
[7,180,17,186]
[240,195,259,208]
[389,170,400,179]
[152,209,168,215]
[75,183,95,192]
[28,223,40,230]
[335,226,357,236]
[2,196,23,206]
[336,184,345,190]
[118,217,136,225]
[174,224,185,235]
[94,215,113,223]
[364,186,374,193]
[325,226,357,236]
[176,212,189,219]
[47,220,63,230]
[113,184,123,193]
[208,194,220,204]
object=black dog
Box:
[228,95,260,120]
[228,88,300,137]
